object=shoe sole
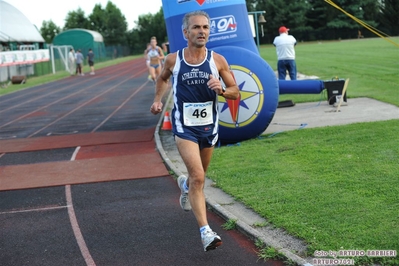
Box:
[205,238,222,252]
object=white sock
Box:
[200,225,211,235]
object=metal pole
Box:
[254,15,260,50]
[248,11,265,51]
[50,45,55,74]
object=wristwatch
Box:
[219,86,226,96]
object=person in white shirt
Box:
[68,48,76,76]
[273,26,297,80]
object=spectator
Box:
[87,48,95,75]
[75,49,84,76]
[273,26,297,80]
[68,48,76,76]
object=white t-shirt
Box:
[68,51,75,62]
[273,33,297,60]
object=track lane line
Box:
[0,64,145,130]
[91,80,150,132]
[66,186,96,266]
[0,205,68,215]
[0,58,145,114]
[26,68,148,138]
[0,58,145,113]
[65,145,96,266]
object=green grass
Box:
[209,121,399,249]
[209,37,399,265]
[260,37,399,106]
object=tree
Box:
[256,0,309,43]
[325,0,378,39]
[305,0,329,40]
[101,1,128,46]
[127,7,166,54]
[378,0,399,36]
[63,8,90,30]
[40,20,61,43]
[88,4,107,33]
[246,0,257,12]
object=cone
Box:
[161,111,172,130]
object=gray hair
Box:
[182,10,210,30]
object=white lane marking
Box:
[66,146,96,266]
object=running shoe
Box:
[202,230,222,252]
[177,175,191,211]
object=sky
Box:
[3,0,163,30]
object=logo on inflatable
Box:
[177,0,229,5]
[182,15,237,40]
[218,65,264,128]
[177,0,205,5]
[210,15,237,35]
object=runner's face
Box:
[185,15,209,48]
[150,39,157,47]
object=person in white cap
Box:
[273,26,297,80]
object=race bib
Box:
[183,101,213,126]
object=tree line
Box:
[247,0,398,43]
[40,0,398,55]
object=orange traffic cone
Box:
[161,111,172,130]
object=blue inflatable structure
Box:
[279,80,324,94]
[162,0,325,143]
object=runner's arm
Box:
[150,53,175,114]
[214,53,239,100]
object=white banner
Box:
[0,49,50,66]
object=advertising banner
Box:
[0,49,50,66]
[162,0,258,54]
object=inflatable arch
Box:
[162,0,323,143]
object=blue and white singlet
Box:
[171,48,220,138]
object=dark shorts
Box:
[173,129,218,150]
[88,61,94,67]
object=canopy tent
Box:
[0,1,48,82]
[53,29,106,60]
[0,0,45,46]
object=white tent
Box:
[0,0,45,43]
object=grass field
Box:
[260,37,399,107]
[208,37,399,265]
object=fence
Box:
[0,45,131,82]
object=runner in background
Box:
[144,37,164,84]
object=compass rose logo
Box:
[218,65,264,128]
